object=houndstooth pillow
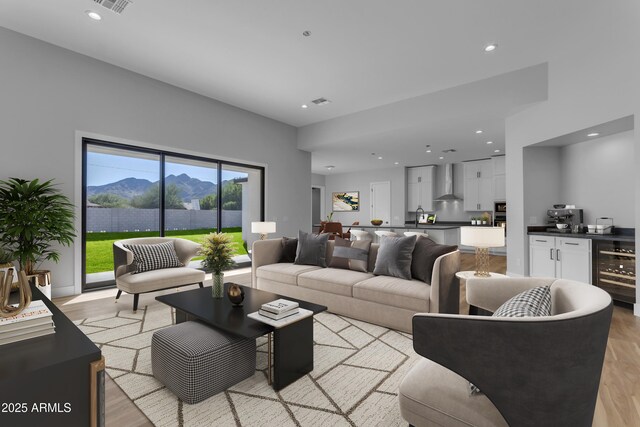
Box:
[492,285,552,317]
[123,241,183,274]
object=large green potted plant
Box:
[0,178,76,298]
[201,232,236,298]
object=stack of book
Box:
[259,299,299,321]
[0,300,55,346]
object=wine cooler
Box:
[593,240,636,304]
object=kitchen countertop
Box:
[346,222,493,230]
[528,231,635,242]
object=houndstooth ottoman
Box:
[151,320,256,404]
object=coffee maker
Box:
[546,208,583,233]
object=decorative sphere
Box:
[227,283,244,306]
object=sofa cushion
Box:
[255,263,321,286]
[123,241,183,274]
[399,358,507,427]
[298,268,374,297]
[116,267,205,294]
[278,237,298,263]
[353,275,430,312]
[295,230,330,267]
[373,235,417,280]
[411,237,458,284]
[328,237,371,273]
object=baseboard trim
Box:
[52,285,76,299]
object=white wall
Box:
[0,28,310,297]
[504,0,638,277]
[523,147,562,227]
[324,167,405,225]
[311,174,326,187]
[560,131,635,227]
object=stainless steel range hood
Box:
[435,163,462,201]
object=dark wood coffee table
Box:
[156,283,327,391]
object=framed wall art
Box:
[332,191,359,212]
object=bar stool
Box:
[351,230,372,241]
[375,230,398,238]
[404,231,429,238]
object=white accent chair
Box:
[113,237,205,312]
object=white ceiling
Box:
[0,0,582,172]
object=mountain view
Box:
[87,174,218,201]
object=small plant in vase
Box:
[471,217,477,225]
[201,232,236,298]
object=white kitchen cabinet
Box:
[463,160,493,211]
[529,236,592,283]
[406,166,435,212]
[493,156,506,201]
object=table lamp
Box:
[251,221,276,240]
[460,226,505,277]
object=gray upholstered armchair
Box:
[113,237,205,311]
[399,277,613,427]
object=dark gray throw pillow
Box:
[294,230,329,267]
[329,237,371,273]
[278,237,298,263]
[373,235,417,280]
[411,236,458,284]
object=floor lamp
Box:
[460,226,505,277]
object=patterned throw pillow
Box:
[492,286,552,317]
[123,241,183,274]
[329,237,371,273]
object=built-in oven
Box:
[494,202,506,233]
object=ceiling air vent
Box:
[93,0,133,14]
[311,97,331,106]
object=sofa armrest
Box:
[113,241,134,278]
[429,250,460,314]
[251,239,283,288]
[466,277,556,312]
[173,238,202,266]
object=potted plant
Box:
[0,247,17,289]
[201,232,236,298]
[480,212,491,225]
[0,178,75,299]
[471,217,477,225]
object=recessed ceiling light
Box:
[587,132,599,137]
[378,156,383,160]
[484,43,498,52]
[439,156,444,160]
[486,141,493,144]
[85,10,102,20]
[475,130,483,134]
[494,149,501,153]
[394,162,399,165]
[301,104,308,109]
[426,149,432,153]
[325,165,335,171]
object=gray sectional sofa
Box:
[251,238,460,333]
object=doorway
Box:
[311,185,325,228]
[370,181,391,225]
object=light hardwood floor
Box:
[54,255,640,427]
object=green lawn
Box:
[85,228,247,274]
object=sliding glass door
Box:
[83,139,264,290]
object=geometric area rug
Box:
[74,303,423,426]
